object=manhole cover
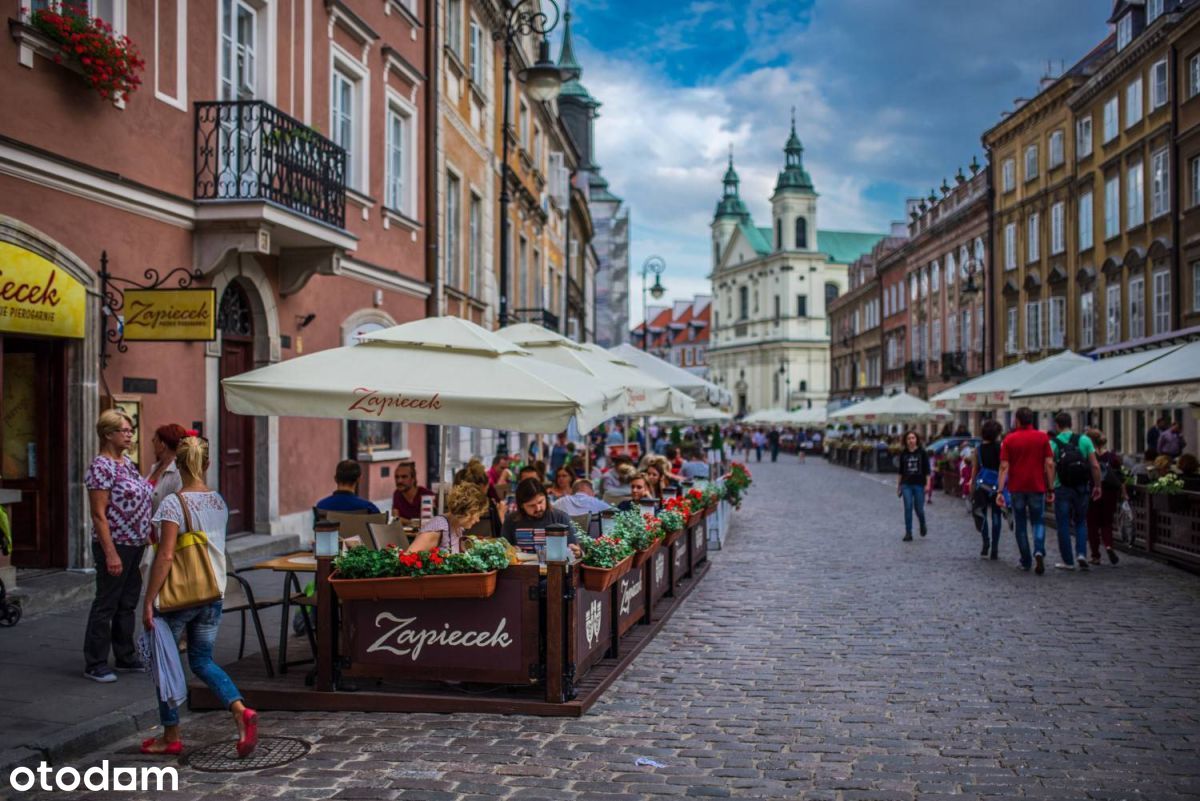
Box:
[186,736,310,772]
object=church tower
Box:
[711,149,750,271]
[771,112,818,253]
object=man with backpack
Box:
[1049,412,1102,571]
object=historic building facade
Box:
[631,295,713,377]
[707,125,886,416]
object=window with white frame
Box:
[220,0,258,101]
[1151,148,1170,218]
[1025,301,1042,352]
[1192,156,1200,207]
[1051,202,1065,255]
[518,99,529,147]
[1049,130,1064,168]
[469,194,482,298]
[446,0,463,56]
[1005,222,1017,270]
[1106,283,1121,344]
[931,260,940,292]
[1079,190,1094,250]
[1129,273,1145,339]
[1191,54,1200,98]
[1127,159,1144,228]
[946,251,955,286]
[385,102,414,215]
[975,237,985,268]
[909,273,917,301]
[1027,213,1040,263]
[1151,58,1169,109]
[898,283,906,311]
[1194,262,1200,312]
[1025,144,1039,181]
[1105,173,1120,238]
[883,287,890,317]
[1002,159,1015,192]
[1126,78,1143,128]
[1148,0,1164,23]
[1077,116,1093,159]
[920,267,928,297]
[1006,307,1018,354]
[1103,96,1119,143]
[445,172,460,287]
[1049,296,1066,349]
[1117,13,1132,51]
[1080,290,1094,349]
[959,245,969,278]
[931,318,941,360]
[469,20,485,86]
[1152,264,1170,335]
[947,313,958,353]
[331,65,363,190]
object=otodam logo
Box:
[349,387,442,416]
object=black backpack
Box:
[1055,433,1091,487]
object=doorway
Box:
[218,283,256,534]
[2,336,67,568]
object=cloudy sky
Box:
[554,0,1110,324]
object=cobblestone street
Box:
[24,457,1200,801]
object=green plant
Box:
[1147,473,1184,495]
[332,538,509,579]
[579,535,632,569]
[658,508,685,533]
[611,509,657,551]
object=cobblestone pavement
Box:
[17,458,1200,800]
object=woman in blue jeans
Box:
[896,431,931,541]
[142,437,258,757]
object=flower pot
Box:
[687,510,704,528]
[580,554,633,592]
[662,526,685,546]
[632,540,660,568]
[329,570,498,601]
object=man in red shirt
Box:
[997,407,1056,574]
[391,461,433,521]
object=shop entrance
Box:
[218,283,256,534]
[1,336,67,568]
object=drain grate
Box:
[186,736,310,772]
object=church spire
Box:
[722,145,739,197]
[775,109,814,194]
[558,1,582,81]
[715,146,750,221]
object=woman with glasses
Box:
[83,409,153,683]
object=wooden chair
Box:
[368,521,414,551]
[319,510,388,548]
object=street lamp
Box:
[640,255,666,352]
[496,1,566,328]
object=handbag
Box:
[156,493,221,613]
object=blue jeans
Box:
[155,600,242,726]
[979,505,1003,555]
[1010,492,1045,568]
[900,483,926,535]
[1054,485,1090,565]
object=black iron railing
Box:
[940,350,967,380]
[510,307,560,331]
[905,360,926,384]
[194,100,347,228]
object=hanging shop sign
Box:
[122,288,217,341]
[0,242,86,339]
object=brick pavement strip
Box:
[9,458,1200,800]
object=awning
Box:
[829,393,950,424]
[781,406,828,426]
[1086,340,1200,407]
[608,343,730,407]
[1010,346,1183,410]
[929,351,1091,410]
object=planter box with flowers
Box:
[329,539,510,601]
[657,507,687,546]
[609,508,663,568]
[16,4,145,103]
[578,535,634,592]
[722,462,752,509]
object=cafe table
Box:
[249,551,319,674]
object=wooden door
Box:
[219,337,255,534]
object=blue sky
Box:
[552,0,1111,324]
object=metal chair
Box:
[223,570,281,677]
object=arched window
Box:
[775,219,783,249]
[795,217,808,249]
[974,236,985,267]
[824,282,839,308]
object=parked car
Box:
[927,436,980,457]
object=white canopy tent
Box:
[1086,340,1200,407]
[781,406,828,426]
[742,408,791,425]
[580,343,695,417]
[656,406,732,425]
[830,393,951,425]
[1010,346,1183,410]
[929,351,1091,411]
[608,343,730,408]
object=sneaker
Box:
[1034,555,1045,575]
[114,659,149,673]
[1076,558,1089,572]
[84,666,117,683]
[980,544,990,557]
[1055,562,1076,571]
[902,534,913,542]
[919,528,927,538]
[990,550,999,561]
[1107,548,1120,565]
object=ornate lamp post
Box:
[640,255,666,352]
[496,1,567,328]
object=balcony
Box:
[510,307,560,331]
[940,350,967,380]
[905,360,926,385]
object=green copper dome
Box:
[715,152,751,221]
[774,116,815,194]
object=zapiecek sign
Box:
[0,242,86,339]
[122,288,217,341]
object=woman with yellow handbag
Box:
[140,436,258,758]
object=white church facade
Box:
[707,123,886,417]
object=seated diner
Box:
[406,483,489,553]
[617,473,654,512]
[501,477,582,557]
[391,460,434,520]
[315,460,380,515]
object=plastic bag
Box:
[1118,500,1134,544]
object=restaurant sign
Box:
[122,289,216,341]
[0,242,86,339]
[616,566,646,637]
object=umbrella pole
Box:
[438,424,447,515]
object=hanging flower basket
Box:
[579,554,633,593]
[329,570,498,601]
[27,4,145,102]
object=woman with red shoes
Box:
[141,436,258,758]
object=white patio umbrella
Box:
[832,392,951,425]
[1086,340,1200,407]
[781,406,828,426]
[742,408,791,425]
[497,323,637,415]
[929,351,1091,411]
[578,342,694,416]
[656,405,731,425]
[608,343,729,407]
[1010,346,1180,410]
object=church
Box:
[707,121,886,416]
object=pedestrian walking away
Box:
[1086,428,1124,566]
[768,428,780,462]
[896,431,930,541]
[968,420,1005,560]
[1049,412,1103,571]
[997,407,1055,574]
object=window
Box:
[738,286,748,320]
[1051,202,1065,255]
[920,267,928,297]
[962,308,972,352]
[796,294,807,317]
[931,319,941,360]
[1006,307,1018,354]
[385,104,412,214]
[1129,273,1145,339]
[1191,156,1200,208]
[1081,290,1095,349]
[1107,283,1121,344]
[947,313,958,353]
[1103,96,1119,143]
[1151,149,1169,218]
[898,283,906,311]
[518,99,529,146]
[1005,223,1017,270]
[975,237,985,268]
[517,235,527,307]
[946,252,956,286]
[1117,13,1132,51]
[1148,0,1164,23]
[331,67,360,189]
[1127,159,1144,229]
[1077,116,1093,159]
[445,173,460,287]
[1079,190,1094,250]
[931,260,940,292]
[1027,213,1040,263]
[1152,265,1170,335]
[1025,301,1042,352]
[469,20,485,85]
[1002,159,1015,192]
[1049,130,1064,168]
[1151,59,1169,109]
[1194,262,1200,312]
[883,288,890,317]
[775,219,783,250]
[795,217,808,249]
[1126,78,1143,128]
[1049,296,1066,349]
[1191,54,1200,98]
[446,0,462,55]
[220,0,257,101]
[1025,144,1038,181]
[1105,174,1120,239]
[825,282,840,308]
[468,194,481,297]
[773,295,781,323]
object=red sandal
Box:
[140,737,183,756]
[236,708,258,758]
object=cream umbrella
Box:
[608,343,729,407]
[497,323,634,414]
[834,392,951,425]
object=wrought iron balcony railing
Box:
[940,350,967,380]
[905,360,926,384]
[510,307,560,331]
[195,100,347,228]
